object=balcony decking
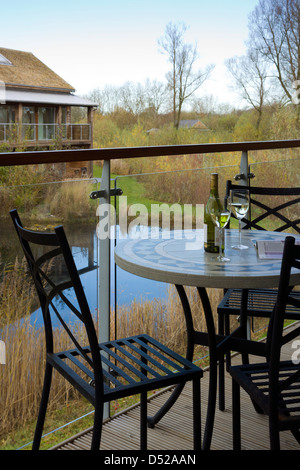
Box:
[51,323,300,451]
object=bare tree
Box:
[87,80,167,117]
[248,0,300,103]
[118,82,145,115]
[225,48,271,129]
[158,22,214,128]
[144,79,167,114]
[87,85,120,114]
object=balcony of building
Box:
[0,122,92,148]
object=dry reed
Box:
[111,284,224,358]
[44,180,96,222]
[0,259,85,440]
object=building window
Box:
[0,105,16,142]
[23,106,35,140]
[0,53,12,66]
[38,107,55,140]
[0,105,15,123]
[59,106,67,139]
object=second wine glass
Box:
[229,188,249,249]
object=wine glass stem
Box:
[219,228,222,258]
[239,220,242,246]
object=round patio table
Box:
[114,229,300,450]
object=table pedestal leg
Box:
[148,285,218,451]
[196,287,217,451]
[147,285,195,429]
[240,289,264,415]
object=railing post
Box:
[98,159,111,418]
[98,159,111,343]
[239,150,251,340]
[237,150,248,185]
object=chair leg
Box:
[232,377,241,450]
[269,427,280,450]
[224,314,232,371]
[291,429,300,445]
[269,411,280,450]
[140,341,148,450]
[91,402,103,450]
[192,379,202,451]
[140,392,148,450]
[32,362,53,450]
[218,312,225,411]
[218,312,233,411]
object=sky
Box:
[1,0,259,108]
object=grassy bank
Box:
[93,163,164,209]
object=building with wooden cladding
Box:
[0,47,97,176]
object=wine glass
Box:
[208,198,231,262]
[229,189,249,250]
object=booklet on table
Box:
[255,239,300,259]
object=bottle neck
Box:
[209,174,219,197]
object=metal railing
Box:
[0,139,299,339]
[0,122,92,143]
[1,138,299,165]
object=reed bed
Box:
[112,284,224,359]
[0,306,77,440]
[43,180,96,222]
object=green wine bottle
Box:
[204,173,221,253]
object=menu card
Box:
[256,239,300,259]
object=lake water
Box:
[1,223,169,328]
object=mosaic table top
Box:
[114,229,300,289]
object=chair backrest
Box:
[10,209,102,381]
[265,235,300,387]
[226,180,300,233]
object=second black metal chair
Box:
[230,235,300,450]
[218,181,300,410]
[10,209,203,451]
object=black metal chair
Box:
[218,181,300,410]
[10,209,203,451]
[230,235,300,450]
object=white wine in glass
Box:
[229,189,249,249]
